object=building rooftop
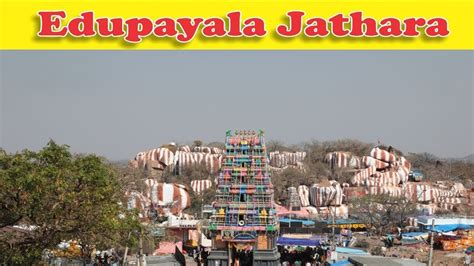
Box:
[348,255,425,266]
[145,255,180,266]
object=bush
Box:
[193,140,203,147]
[371,246,384,256]
[354,239,370,249]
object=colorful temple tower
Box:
[208,130,280,266]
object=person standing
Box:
[103,252,109,266]
[465,253,472,266]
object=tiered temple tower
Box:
[207,130,280,266]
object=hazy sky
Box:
[1,51,472,160]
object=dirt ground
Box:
[354,235,469,265]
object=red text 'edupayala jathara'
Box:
[37,11,450,43]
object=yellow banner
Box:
[0,0,472,49]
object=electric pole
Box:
[428,218,435,266]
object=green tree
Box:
[193,140,203,147]
[207,142,225,150]
[266,140,288,152]
[187,186,216,217]
[0,141,142,265]
[350,194,419,236]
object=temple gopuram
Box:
[208,130,280,266]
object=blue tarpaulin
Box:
[427,224,472,232]
[324,218,363,225]
[276,237,320,247]
[329,260,352,266]
[403,232,427,237]
[335,247,368,255]
[279,218,315,226]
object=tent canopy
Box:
[279,218,315,226]
[276,237,320,247]
[335,247,368,255]
[329,260,352,266]
[427,224,472,232]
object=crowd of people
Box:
[92,250,121,266]
[277,230,356,265]
[279,246,329,265]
